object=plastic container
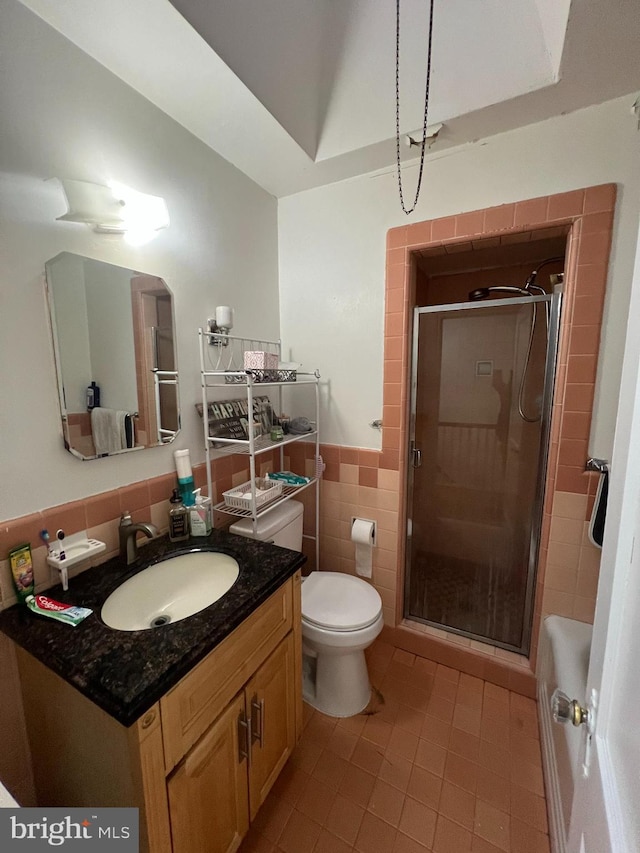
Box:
[86,381,100,411]
[174,449,195,506]
[222,478,283,511]
[189,489,212,537]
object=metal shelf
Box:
[208,429,317,456]
[202,371,320,387]
[199,328,321,568]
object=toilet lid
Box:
[302,572,382,631]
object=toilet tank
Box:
[229,501,304,550]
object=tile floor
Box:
[239,639,550,853]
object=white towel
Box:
[91,408,128,455]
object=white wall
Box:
[47,252,91,413]
[84,260,138,413]
[47,255,139,414]
[0,0,279,521]
[278,96,640,455]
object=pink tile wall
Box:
[0,452,281,608]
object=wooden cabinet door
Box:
[246,632,296,820]
[168,692,249,853]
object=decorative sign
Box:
[196,395,272,442]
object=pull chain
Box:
[396,0,436,215]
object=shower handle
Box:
[411,442,422,468]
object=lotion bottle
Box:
[174,449,195,506]
[189,488,212,537]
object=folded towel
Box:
[91,408,129,456]
[289,416,313,435]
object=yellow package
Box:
[9,542,34,604]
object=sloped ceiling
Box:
[16,0,640,197]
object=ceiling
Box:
[17,0,640,197]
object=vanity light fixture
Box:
[55,178,169,245]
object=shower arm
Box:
[586,457,609,473]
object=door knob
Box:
[551,688,589,727]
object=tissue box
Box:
[243,350,278,370]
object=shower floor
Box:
[407,549,527,651]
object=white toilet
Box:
[230,501,383,717]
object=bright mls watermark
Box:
[0,809,138,850]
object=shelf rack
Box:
[199,329,320,568]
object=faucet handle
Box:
[120,511,133,525]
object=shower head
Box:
[468,285,530,301]
[468,258,564,303]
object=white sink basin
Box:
[101,551,240,631]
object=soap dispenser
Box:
[189,488,212,537]
[168,489,189,542]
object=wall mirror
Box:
[45,252,180,460]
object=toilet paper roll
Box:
[352,518,375,578]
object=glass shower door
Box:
[405,295,559,653]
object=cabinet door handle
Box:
[238,710,251,764]
[250,695,264,748]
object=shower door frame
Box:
[404,290,562,655]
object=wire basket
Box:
[224,369,296,384]
[222,478,283,511]
[275,369,297,382]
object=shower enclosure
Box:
[405,292,561,654]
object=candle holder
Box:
[207,306,234,346]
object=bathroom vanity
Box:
[0,531,304,853]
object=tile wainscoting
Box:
[0,452,280,608]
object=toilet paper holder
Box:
[351,517,376,546]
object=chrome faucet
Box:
[119,512,159,565]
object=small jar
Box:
[270,425,284,441]
[169,488,189,542]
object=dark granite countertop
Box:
[0,530,305,727]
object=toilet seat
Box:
[302,571,382,632]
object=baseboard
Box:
[381,622,537,698]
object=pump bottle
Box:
[168,489,189,542]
